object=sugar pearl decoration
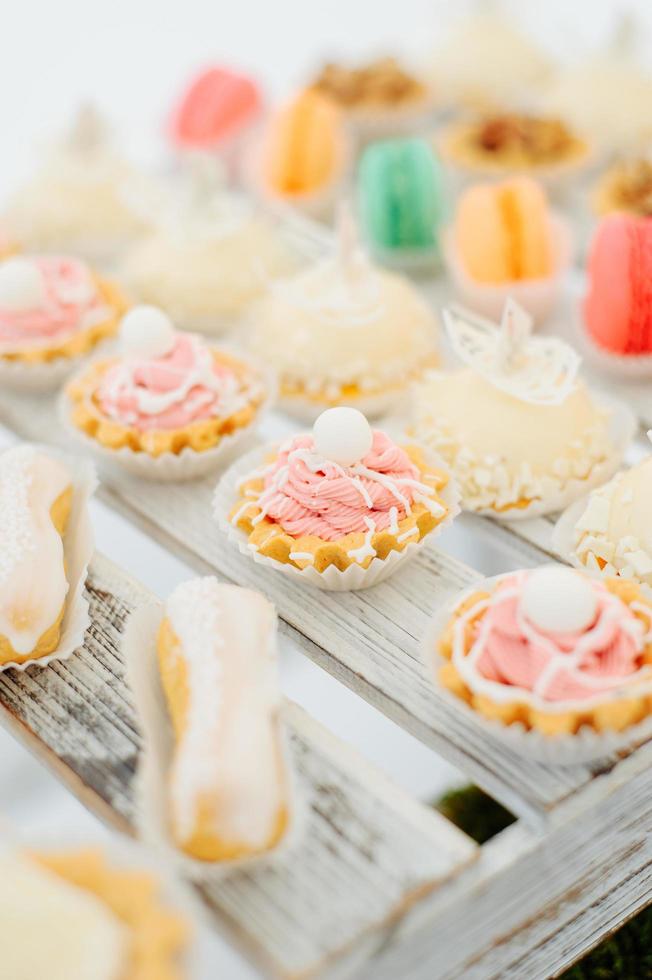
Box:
[520,566,598,634]
[313,407,373,466]
[0,258,46,311]
[120,305,176,359]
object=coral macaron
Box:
[583,213,652,356]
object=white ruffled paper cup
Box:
[0,348,109,394]
[213,442,461,592]
[463,392,636,523]
[0,445,97,672]
[122,602,302,881]
[59,354,276,483]
[422,572,652,765]
[442,213,574,325]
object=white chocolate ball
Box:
[0,258,46,310]
[120,305,176,359]
[313,407,374,467]
[520,566,598,634]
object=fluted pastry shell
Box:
[34,849,189,980]
[437,577,652,735]
[0,277,127,365]
[66,350,264,458]
[229,444,451,573]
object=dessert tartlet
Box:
[557,444,652,590]
[358,138,444,268]
[0,254,126,390]
[444,176,572,322]
[592,158,652,218]
[168,64,263,156]
[0,445,95,669]
[120,159,294,333]
[430,566,652,757]
[0,848,189,979]
[308,57,434,140]
[438,112,590,183]
[427,10,552,111]
[2,105,145,263]
[64,305,269,480]
[247,209,439,420]
[252,89,348,218]
[215,407,458,590]
[581,213,652,374]
[153,578,292,863]
[412,302,632,519]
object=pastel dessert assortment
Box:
[0,848,189,980]
[583,213,652,362]
[435,566,652,738]
[2,105,145,260]
[157,577,292,862]
[65,305,267,464]
[358,138,444,263]
[168,64,263,152]
[0,254,126,368]
[224,407,454,581]
[120,159,294,331]
[247,209,439,416]
[412,303,625,518]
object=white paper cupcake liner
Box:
[59,352,276,483]
[345,94,438,146]
[573,298,652,380]
[441,213,574,325]
[213,442,461,591]
[469,392,637,522]
[0,444,97,672]
[0,350,100,394]
[123,602,303,882]
[422,572,652,765]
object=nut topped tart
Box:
[412,301,630,519]
[592,158,652,218]
[218,407,457,589]
[434,566,652,741]
[248,208,439,420]
[0,847,189,980]
[439,112,589,177]
[65,305,268,476]
[0,254,125,366]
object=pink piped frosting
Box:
[0,256,104,352]
[471,573,645,702]
[254,431,432,541]
[97,333,251,431]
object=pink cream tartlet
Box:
[0,255,125,365]
[223,406,454,577]
[65,305,267,467]
[436,566,652,736]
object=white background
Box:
[0,1,648,976]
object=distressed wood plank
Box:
[0,394,601,823]
[0,551,475,980]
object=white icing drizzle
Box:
[165,578,286,849]
[397,526,420,542]
[288,551,315,563]
[449,573,652,713]
[347,517,378,564]
[100,334,257,422]
[0,447,71,656]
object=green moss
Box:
[435,785,652,978]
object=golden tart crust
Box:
[438,578,652,735]
[1,276,127,365]
[440,115,589,174]
[66,350,264,458]
[229,444,451,572]
[34,849,189,980]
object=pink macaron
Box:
[584,213,652,355]
[168,66,263,151]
